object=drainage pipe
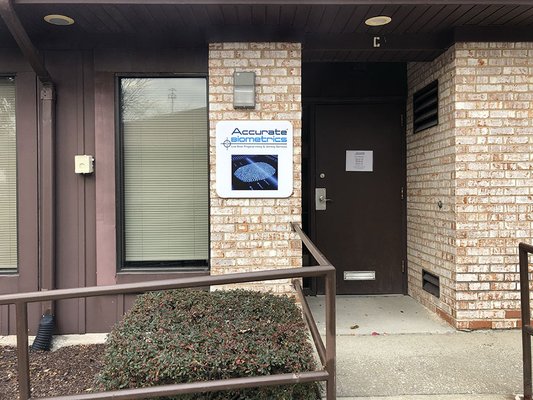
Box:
[39,83,56,320]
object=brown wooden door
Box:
[314,103,406,294]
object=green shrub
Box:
[98,289,321,399]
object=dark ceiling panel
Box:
[126,5,160,34]
[387,5,417,34]
[144,5,172,32]
[486,5,522,25]
[265,5,280,25]
[404,5,446,33]
[464,5,504,25]
[89,5,122,33]
[504,6,533,25]
[349,4,373,32]
[192,5,211,26]
[445,5,491,28]
[395,5,432,33]
[251,5,266,26]
[292,5,312,29]
[3,3,533,63]
[102,5,135,33]
[278,4,296,26]
[491,5,529,25]
[304,5,325,30]
[205,4,224,26]
[237,4,252,25]
[316,5,340,33]
[327,5,356,34]
[340,5,371,34]
[178,5,201,28]
[220,5,238,25]
[415,4,459,33]
[430,4,474,33]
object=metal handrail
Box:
[0,225,336,400]
[293,279,326,364]
[291,221,336,400]
[292,222,332,267]
[520,242,533,400]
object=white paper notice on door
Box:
[346,150,373,172]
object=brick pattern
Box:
[454,42,533,329]
[208,43,302,293]
[408,42,533,329]
[406,47,458,326]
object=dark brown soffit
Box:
[12,0,533,5]
[0,0,52,82]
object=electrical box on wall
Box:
[74,155,94,174]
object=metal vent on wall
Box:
[413,80,438,133]
[422,269,440,298]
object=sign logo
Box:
[216,120,293,198]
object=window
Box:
[0,77,17,271]
[118,77,208,269]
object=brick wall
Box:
[406,47,458,326]
[408,42,533,329]
[454,42,533,329]
[208,42,302,293]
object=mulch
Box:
[0,344,105,399]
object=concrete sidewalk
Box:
[0,295,525,400]
[335,330,522,399]
[309,295,524,400]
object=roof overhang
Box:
[0,0,52,82]
[2,1,533,64]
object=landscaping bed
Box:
[0,344,105,399]
[1,289,320,399]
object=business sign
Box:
[216,120,293,198]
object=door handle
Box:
[315,188,332,211]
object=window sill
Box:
[116,268,209,285]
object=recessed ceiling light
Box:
[44,14,75,26]
[365,15,392,27]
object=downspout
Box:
[38,84,56,317]
[0,0,56,348]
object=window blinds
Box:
[0,77,17,270]
[121,78,208,266]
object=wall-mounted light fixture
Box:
[233,71,255,109]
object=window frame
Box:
[115,73,210,272]
[0,74,18,275]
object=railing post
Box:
[16,302,31,400]
[520,245,532,400]
[325,269,336,400]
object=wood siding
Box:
[0,47,208,334]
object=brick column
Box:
[453,42,533,329]
[407,42,533,329]
[208,43,302,294]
